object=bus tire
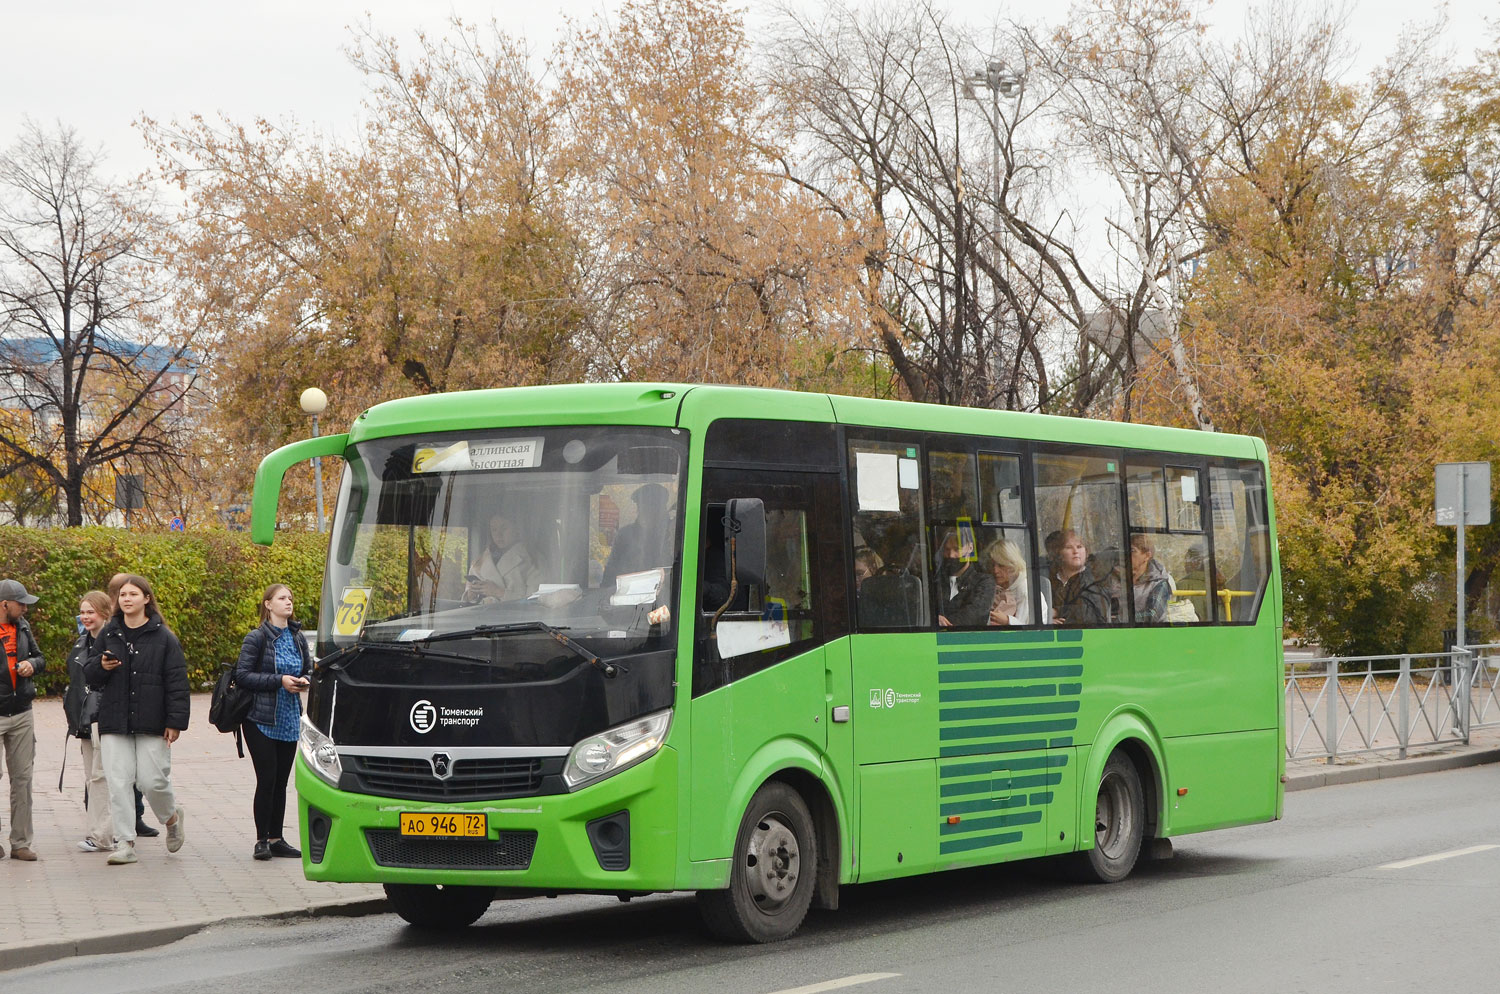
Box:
[384,883,495,929]
[1066,751,1145,883]
[698,781,818,943]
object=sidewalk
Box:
[1285,721,1500,790]
[3,697,1499,973]
[0,696,382,972]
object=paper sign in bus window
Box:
[856,451,900,512]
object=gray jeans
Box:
[0,709,36,849]
[100,733,177,846]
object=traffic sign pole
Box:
[1458,464,1467,650]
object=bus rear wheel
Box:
[384,883,496,929]
[1066,752,1145,883]
[698,781,818,943]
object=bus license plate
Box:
[399,812,488,838]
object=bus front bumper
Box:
[295,746,680,892]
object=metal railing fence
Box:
[1456,644,1500,733]
[1284,651,1479,763]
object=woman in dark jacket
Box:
[234,583,312,861]
[83,574,189,865]
[64,590,114,853]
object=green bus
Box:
[251,383,1283,942]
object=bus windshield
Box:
[320,425,686,659]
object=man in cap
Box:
[0,578,46,860]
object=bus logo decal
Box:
[410,700,437,734]
[870,688,883,708]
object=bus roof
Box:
[346,383,1265,461]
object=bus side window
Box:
[1125,462,1210,624]
[928,450,989,628]
[978,451,1039,627]
[1208,462,1273,623]
[850,440,929,628]
[1033,450,1127,626]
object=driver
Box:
[464,510,541,603]
[603,483,673,584]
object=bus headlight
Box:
[563,710,672,790]
[299,715,343,786]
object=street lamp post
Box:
[963,61,1023,403]
[299,387,328,533]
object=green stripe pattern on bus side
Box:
[935,629,1082,856]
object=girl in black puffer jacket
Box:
[83,574,189,865]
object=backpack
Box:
[208,662,254,757]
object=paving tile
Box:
[0,696,381,969]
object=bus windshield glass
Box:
[320,425,686,659]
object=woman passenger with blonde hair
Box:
[986,539,1047,626]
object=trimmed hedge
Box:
[5,527,327,694]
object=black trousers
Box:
[241,721,297,840]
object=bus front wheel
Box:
[698,781,818,943]
[384,883,495,929]
[1067,752,1145,883]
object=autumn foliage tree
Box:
[145,19,583,505]
[1139,16,1500,652]
[556,0,870,389]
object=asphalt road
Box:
[10,765,1500,994]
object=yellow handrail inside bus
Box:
[1171,588,1256,622]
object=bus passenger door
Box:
[845,437,941,880]
[688,470,847,864]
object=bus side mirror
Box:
[723,498,766,588]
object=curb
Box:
[0,897,388,973]
[1286,747,1500,791]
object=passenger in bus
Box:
[604,483,673,584]
[1128,533,1173,624]
[464,511,541,603]
[936,531,995,628]
[985,539,1044,626]
[1051,530,1111,625]
[1042,530,1064,598]
[853,547,881,590]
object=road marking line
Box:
[765,974,902,994]
[1380,844,1500,870]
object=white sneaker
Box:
[77,838,114,853]
[165,807,186,853]
[107,844,138,865]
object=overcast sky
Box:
[2,0,1496,183]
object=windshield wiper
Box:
[318,639,490,670]
[418,623,623,678]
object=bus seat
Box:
[858,572,925,628]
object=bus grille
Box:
[364,829,537,870]
[344,755,544,801]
